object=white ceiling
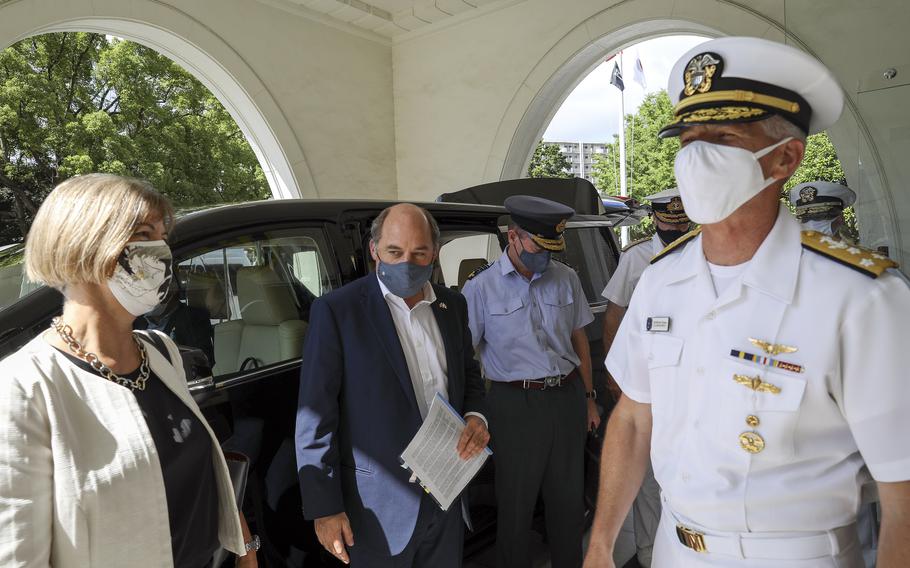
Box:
[261,0,510,38]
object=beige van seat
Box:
[213,266,307,375]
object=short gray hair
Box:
[759,115,807,143]
[370,204,440,249]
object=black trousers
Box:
[488,378,587,568]
[347,493,464,568]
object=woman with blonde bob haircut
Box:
[0,174,258,568]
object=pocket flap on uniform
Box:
[724,359,807,412]
[489,295,523,315]
[752,371,807,412]
[647,334,684,369]
[541,290,574,307]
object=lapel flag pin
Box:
[438,302,447,310]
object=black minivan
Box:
[0,177,629,567]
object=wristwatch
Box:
[244,534,261,553]
[585,390,597,400]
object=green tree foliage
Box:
[0,32,269,242]
[591,91,679,204]
[527,140,573,178]
[590,91,679,240]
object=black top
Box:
[58,349,220,568]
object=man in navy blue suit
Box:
[296,203,489,567]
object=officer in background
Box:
[462,195,596,568]
[789,180,857,243]
[584,36,910,568]
[600,187,691,568]
[791,178,877,568]
[602,187,691,401]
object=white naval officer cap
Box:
[659,36,844,138]
[644,187,689,225]
[789,181,856,220]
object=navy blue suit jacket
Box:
[295,274,486,556]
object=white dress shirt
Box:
[607,205,910,534]
[378,275,485,425]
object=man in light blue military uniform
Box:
[462,195,596,568]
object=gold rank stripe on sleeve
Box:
[800,230,898,278]
[621,236,651,253]
[650,227,702,265]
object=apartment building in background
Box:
[547,141,612,184]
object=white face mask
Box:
[801,218,835,236]
[107,240,173,316]
[674,137,793,224]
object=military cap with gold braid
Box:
[504,195,575,252]
[660,37,844,138]
[789,181,856,221]
[645,187,689,225]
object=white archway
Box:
[487,1,900,261]
[0,0,316,199]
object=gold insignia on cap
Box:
[739,431,765,454]
[555,219,567,234]
[678,106,767,125]
[683,53,721,96]
[798,186,817,205]
[749,338,798,356]
[667,197,684,212]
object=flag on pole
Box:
[633,53,646,89]
[609,62,624,91]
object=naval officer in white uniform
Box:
[600,187,691,567]
[789,180,857,244]
[584,36,910,568]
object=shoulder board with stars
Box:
[650,228,702,265]
[466,262,491,280]
[622,236,651,253]
[801,231,898,278]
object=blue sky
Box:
[543,35,709,143]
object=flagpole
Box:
[618,51,629,247]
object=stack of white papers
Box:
[400,393,492,511]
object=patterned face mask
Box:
[107,240,173,317]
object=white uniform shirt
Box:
[607,205,910,533]
[601,234,664,307]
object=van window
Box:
[155,228,337,378]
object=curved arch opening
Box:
[0,7,313,201]
[494,11,900,261]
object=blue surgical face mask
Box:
[377,260,434,298]
[516,237,551,274]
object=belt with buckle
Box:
[676,524,708,553]
[507,369,578,390]
[666,504,856,560]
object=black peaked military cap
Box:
[504,195,575,252]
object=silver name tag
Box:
[646,317,670,332]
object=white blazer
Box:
[0,330,245,567]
